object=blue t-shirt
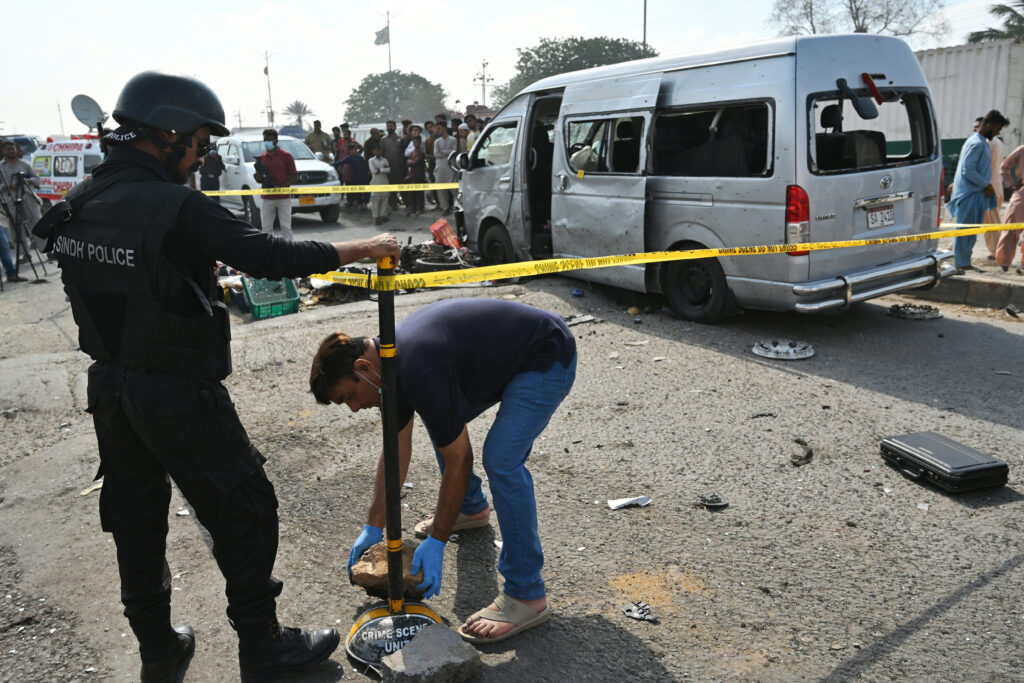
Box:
[390,298,576,448]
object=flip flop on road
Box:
[414,511,491,538]
[457,591,551,644]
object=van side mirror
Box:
[455,152,471,171]
[315,152,324,160]
[225,155,239,165]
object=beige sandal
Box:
[413,510,490,538]
[457,591,551,644]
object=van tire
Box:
[243,196,261,229]
[663,252,728,323]
[480,223,514,265]
[319,205,340,223]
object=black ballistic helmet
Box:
[113,71,230,136]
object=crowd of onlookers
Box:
[305,114,488,224]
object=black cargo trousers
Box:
[86,361,283,659]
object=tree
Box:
[283,100,314,129]
[491,37,658,107]
[344,71,446,126]
[769,0,948,38]
[968,2,1024,42]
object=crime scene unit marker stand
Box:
[346,256,442,669]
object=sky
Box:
[3,0,1006,138]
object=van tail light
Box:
[786,184,810,255]
[938,166,945,226]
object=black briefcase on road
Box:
[880,431,1009,493]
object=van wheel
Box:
[319,205,340,223]
[243,196,261,228]
[663,254,728,323]
[480,224,514,265]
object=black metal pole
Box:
[376,256,404,614]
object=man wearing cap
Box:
[33,71,400,682]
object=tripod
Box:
[0,169,48,288]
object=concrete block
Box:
[381,623,482,683]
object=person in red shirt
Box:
[254,129,298,239]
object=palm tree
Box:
[968,2,1024,42]
[283,100,314,129]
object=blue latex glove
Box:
[411,536,446,599]
[348,525,383,574]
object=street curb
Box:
[907,274,1024,309]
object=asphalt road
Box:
[1,206,1022,682]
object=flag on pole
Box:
[263,66,268,75]
[374,26,389,45]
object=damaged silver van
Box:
[452,34,953,321]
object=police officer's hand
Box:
[348,524,383,575]
[363,234,401,261]
[411,535,446,599]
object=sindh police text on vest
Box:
[52,235,137,267]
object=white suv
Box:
[215,134,341,224]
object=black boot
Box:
[140,625,195,683]
[238,617,340,682]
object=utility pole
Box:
[473,60,494,108]
[262,50,275,128]
[57,101,66,137]
[643,0,647,49]
[235,110,243,130]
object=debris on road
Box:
[608,495,652,510]
[888,303,942,320]
[752,339,815,360]
[697,493,729,510]
[622,601,658,623]
[564,314,599,327]
[749,412,777,419]
[791,438,814,467]
[1007,304,1020,318]
[624,340,649,346]
[175,508,191,517]
[380,623,482,683]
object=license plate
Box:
[299,196,316,205]
[866,205,895,229]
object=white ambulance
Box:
[31,138,105,206]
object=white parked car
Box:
[214,134,341,225]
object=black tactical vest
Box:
[53,179,232,380]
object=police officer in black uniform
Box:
[34,71,400,682]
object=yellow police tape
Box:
[205,183,459,197]
[309,222,1016,292]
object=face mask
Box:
[355,370,383,395]
[264,141,274,151]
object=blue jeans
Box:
[431,355,577,601]
[0,227,15,277]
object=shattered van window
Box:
[652,102,771,177]
[810,90,935,174]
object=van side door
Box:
[550,75,660,291]
[462,119,521,249]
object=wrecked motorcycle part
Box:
[751,339,814,360]
[887,303,941,320]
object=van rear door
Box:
[550,74,660,291]
[796,36,941,280]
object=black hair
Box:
[263,128,278,139]
[310,334,370,404]
[983,110,1010,127]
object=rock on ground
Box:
[350,541,425,600]
[381,624,482,683]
